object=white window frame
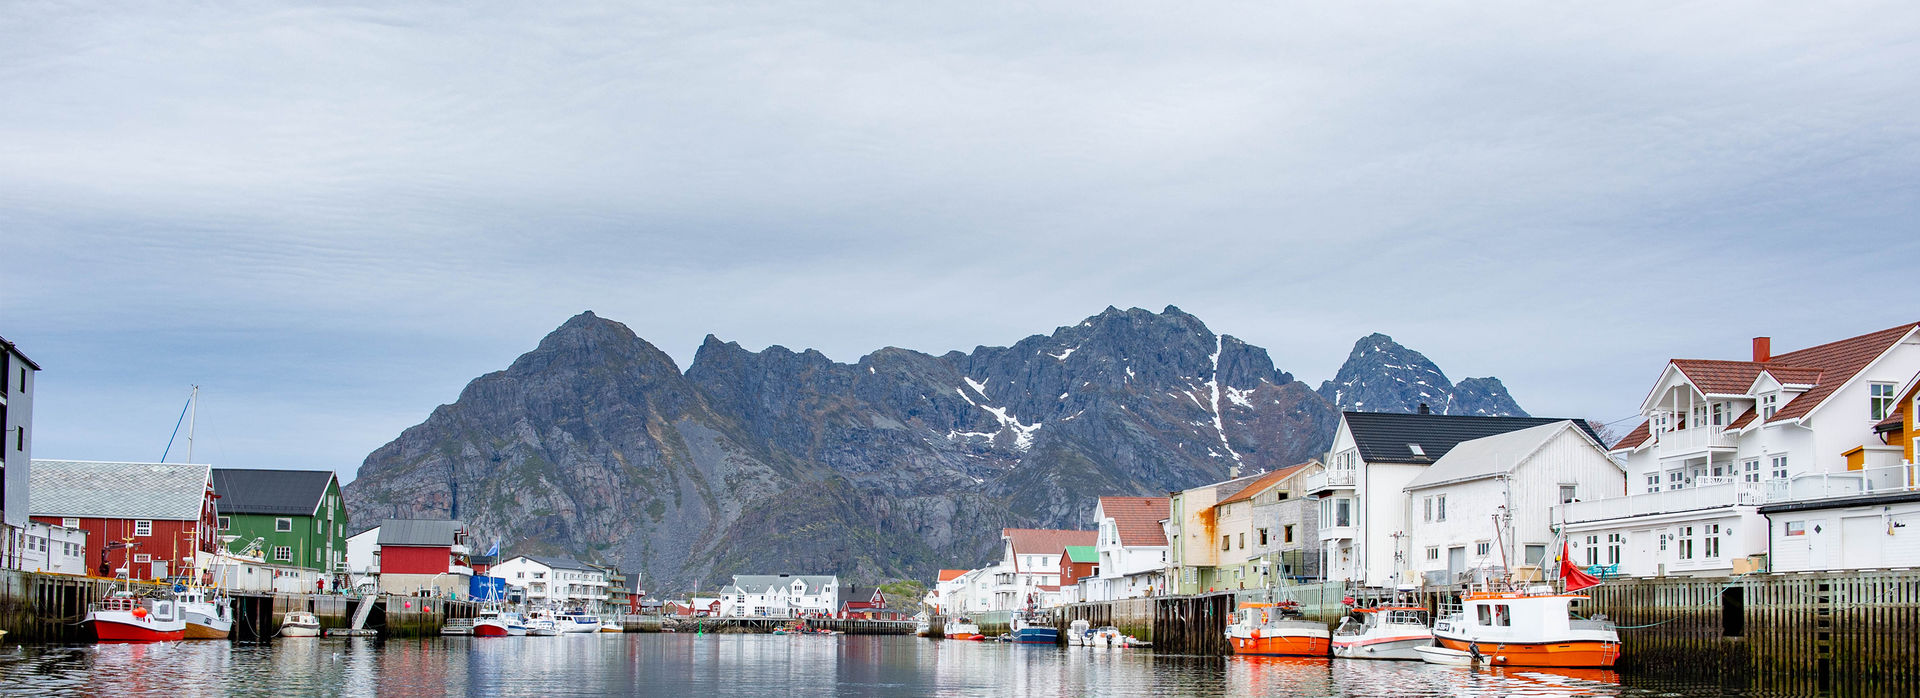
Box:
[276,518,293,532]
[134,553,152,563]
[1770,455,1789,481]
[1425,547,1439,561]
[134,520,152,537]
[61,517,79,528]
[1646,473,1660,494]
[274,546,292,562]
[1742,459,1761,483]
[1559,485,1578,504]
[1436,494,1447,522]
[1761,393,1778,419]
[217,516,230,530]
[1869,382,1896,421]
[1704,523,1722,559]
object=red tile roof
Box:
[1725,407,1757,431]
[1003,528,1097,558]
[1217,462,1313,506]
[1611,420,1651,451]
[1671,359,1770,396]
[1659,323,1918,426]
[937,569,968,582]
[1096,496,1170,547]
[1766,323,1918,423]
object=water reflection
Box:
[0,634,1869,697]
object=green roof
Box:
[1064,545,1098,563]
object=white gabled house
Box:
[1557,323,1920,577]
[1308,408,1608,588]
[1402,421,1623,585]
[1081,497,1169,602]
[719,574,839,618]
[492,555,611,612]
[990,529,1095,610]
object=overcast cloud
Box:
[4,1,1916,480]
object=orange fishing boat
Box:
[1225,601,1329,657]
[1429,587,1620,668]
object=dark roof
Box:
[377,519,462,547]
[1758,490,1920,515]
[212,468,336,516]
[0,335,41,370]
[1341,412,1603,465]
[513,554,600,572]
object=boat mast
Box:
[186,385,198,463]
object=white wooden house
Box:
[719,574,839,618]
[1081,497,1169,602]
[1557,324,1920,577]
[1402,421,1623,585]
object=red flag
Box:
[1559,541,1600,592]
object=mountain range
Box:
[342,306,1527,591]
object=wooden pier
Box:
[661,616,915,635]
[0,569,479,642]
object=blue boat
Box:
[1011,612,1058,645]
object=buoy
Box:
[132,607,149,619]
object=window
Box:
[1692,405,1707,429]
[1667,470,1684,491]
[134,520,152,537]
[1712,402,1729,426]
[1476,605,1491,625]
[61,517,78,528]
[1785,521,1806,537]
[1493,604,1511,627]
[1283,525,1295,544]
[1646,474,1661,494]
[1761,393,1778,419]
[1771,455,1789,481]
[1257,528,1269,546]
[315,547,322,562]
[1607,533,1624,565]
[1560,485,1578,504]
[1678,526,1695,560]
[276,518,292,532]
[1524,545,1545,565]
[1436,495,1447,522]
[134,553,151,563]
[1476,541,1491,556]
[218,516,230,530]
[1424,497,1433,522]
[270,546,291,561]
[1426,547,1440,561]
[1743,459,1760,483]
[1585,535,1600,565]
[1221,536,1230,551]
[1871,383,1897,421]
[1238,532,1245,549]
[1704,524,1721,559]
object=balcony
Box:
[1653,426,1736,460]
[1776,464,1920,501]
[1318,524,1355,541]
[1306,469,1356,494]
[1556,480,1765,523]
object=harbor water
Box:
[0,634,1886,697]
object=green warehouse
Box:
[211,468,347,574]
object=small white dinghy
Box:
[1414,645,1481,666]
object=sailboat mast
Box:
[186,385,198,463]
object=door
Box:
[1629,530,1652,576]
[1447,547,1466,581]
[151,560,169,580]
[1841,516,1878,569]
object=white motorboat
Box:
[601,619,623,633]
[280,611,322,638]
[176,587,233,640]
[556,611,602,633]
[944,618,983,641]
[1332,606,1434,660]
[914,618,931,637]
[1089,626,1126,648]
[1067,618,1091,646]
[1414,645,1481,666]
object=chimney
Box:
[1417,403,1431,415]
[1753,337,1771,363]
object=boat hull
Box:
[1332,635,1433,660]
[1227,633,1330,657]
[280,624,322,638]
[473,622,511,637]
[90,617,185,643]
[1012,628,1058,645]
[1434,637,1619,668]
[183,622,231,640]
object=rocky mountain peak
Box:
[1316,333,1526,417]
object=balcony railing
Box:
[1306,469,1356,493]
[1653,426,1736,459]
[1556,481,1765,523]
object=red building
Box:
[373,518,471,596]
[28,460,218,581]
[1058,544,1098,588]
[838,585,907,620]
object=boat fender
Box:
[1251,629,1260,641]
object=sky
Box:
[4,2,1917,482]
